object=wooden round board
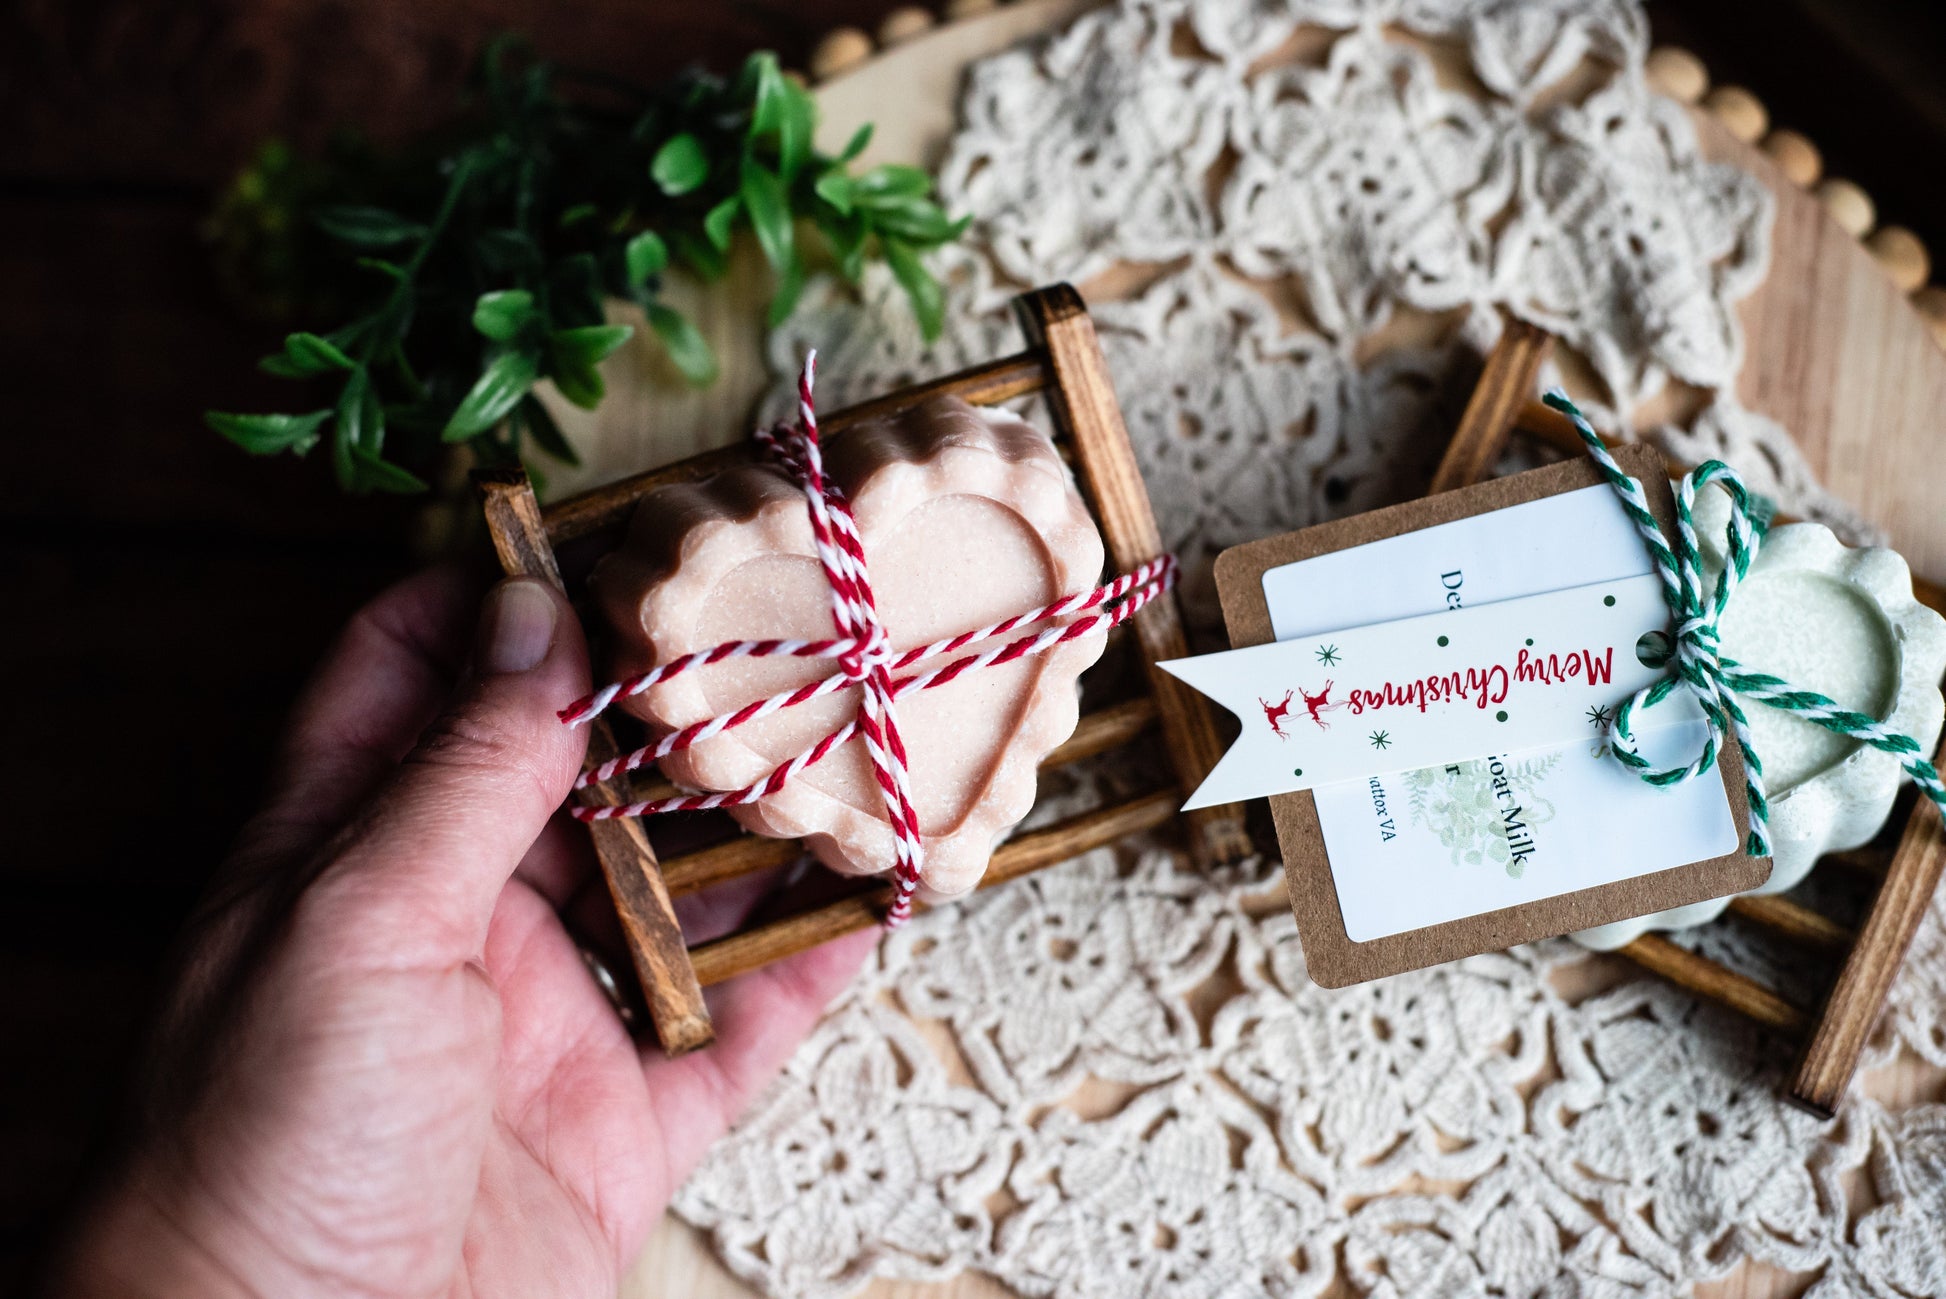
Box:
[611,4,1946,1296]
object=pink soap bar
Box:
[589,396,1107,897]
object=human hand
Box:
[52,568,876,1298]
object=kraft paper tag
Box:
[1208,447,1769,987]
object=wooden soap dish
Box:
[475,284,1252,1056]
[1450,320,1946,1116]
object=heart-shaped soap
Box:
[589,396,1107,897]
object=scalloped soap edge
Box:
[1573,518,1946,950]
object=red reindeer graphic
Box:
[1259,690,1295,739]
[1299,680,1345,731]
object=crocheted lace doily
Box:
[672,2,1946,1296]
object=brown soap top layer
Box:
[590,394,1068,596]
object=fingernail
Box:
[480,579,558,674]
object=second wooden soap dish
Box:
[1447,320,1946,1116]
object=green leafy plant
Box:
[204,43,967,493]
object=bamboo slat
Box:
[1428,319,1553,495]
[1616,934,1809,1033]
[688,788,1181,985]
[1821,845,1892,878]
[1726,893,1852,950]
[662,834,804,899]
[1014,285,1253,867]
[1788,743,1946,1117]
[474,470,715,1053]
[1036,694,1159,767]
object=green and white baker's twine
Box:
[1542,388,1946,856]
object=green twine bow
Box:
[1542,388,1946,857]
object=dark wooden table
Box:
[2,1,1941,1291]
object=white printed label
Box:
[1162,575,1689,809]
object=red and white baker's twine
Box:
[558,352,1178,927]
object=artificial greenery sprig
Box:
[204,43,967,493]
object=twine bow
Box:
[1544,389,1946,855]
[559,353,1177,925]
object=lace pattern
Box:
[672,1,1946,1294]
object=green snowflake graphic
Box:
[1586,704,1613,729]
[1368,730,1391,750]
[1315,644,1341,666]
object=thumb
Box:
[307,576,591,965]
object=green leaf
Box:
[780,86,814,181]
[443,350,540,441]
[472,289,536,341]
[257,353,309,379]
[335,366,373,450]
[259,331,355,377]
[749,53,786,135]
[646,301,718,385]
[476,228,542,277]
[838,122,873,162]
[331,414,355,490]
[670,231,727,281]
[651,133,709,195]
[624,230,668,287]
[355,257,408,282]
[767,257,804,329]
[814,169,854,216]
[739,160,793,271]
[359,385,385,453]
[881,238,944,341]
[750,56,813,181]
[284,331,356,372]
[205,409,331,456]
[547,253,603,328]
[558,202,599,227]
[550,356,604,409]
[732,51,767,112]
[313,205,429,248]
[349,446,428,494]
[815,208,868,282]
[550,323,633,368]
[851,164,932,204]
[866,202,970,246]
[703,194,740,252]
[548,324,631,408]
[520,394,581,466]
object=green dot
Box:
[1496,710,1508,722]
[1437,635,1449,647]
[1525,638,1534,646]
[1603,594,1616,607]
[1293,768,1303,777]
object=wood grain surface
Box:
[1013,285,1255,867]
[476,470,714,1054]
[3,0,1942,1295]
[1427,318,1553,495]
